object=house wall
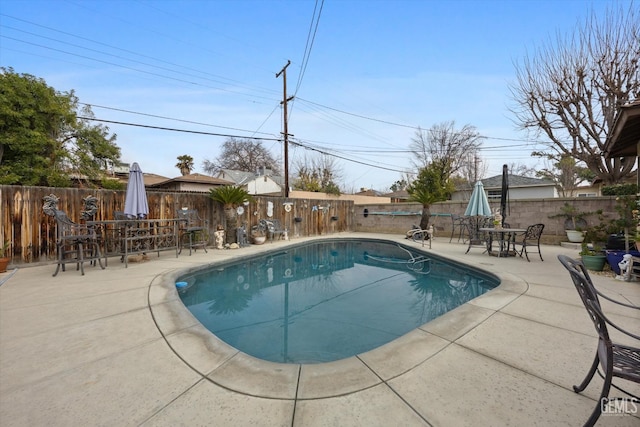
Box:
[451,186,557,201]
[290,190,391,204]
[245,177,282,195]
[503,186,557,199]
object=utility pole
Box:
[276,60,294,197]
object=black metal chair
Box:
[464,216,490,254]
[513,223,545,261]
[557,255,640,426]
[449,214,467,243]
[43,195,104,277]
[177,209,209,255]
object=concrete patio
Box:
[0,233,638,426]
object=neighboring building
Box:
[148,173,232,192]
[384,190,410,203]
[451,174,558,201]
[143,173,172,187]
[215,167,284,195]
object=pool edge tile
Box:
[207,352,299,399]
[297,357,381,399]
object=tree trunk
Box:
[420,205,431,230]
[223,206,237,244]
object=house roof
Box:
[143,173,172,186]
[481,174,554,189]
[218,169,285,187]
[148,173,232,187]
[383,190,409,199]
[604,100,640,158]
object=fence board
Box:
[1,185,354,264]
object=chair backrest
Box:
[525,223,544,240]
[48,208,95,241]
[465,216,488,243]
[176,209,205,227]
[557,255,610,342]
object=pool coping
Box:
[148,236,529,400]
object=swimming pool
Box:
[177,239,499,364]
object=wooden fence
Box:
[0,185,354,264]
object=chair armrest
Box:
[587,299,640,340]
[594,288,639,310]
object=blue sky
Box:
[0,0,620,191]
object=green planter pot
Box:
[581,254,607,271]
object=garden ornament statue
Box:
[214,227,225,250]
[617,253,634,281]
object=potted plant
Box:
[604,195,640,274]
[0,241,10,273]
[250,222,267,245]
[549,203,590,243]
[579,221,608,271]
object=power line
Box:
[79,117,282,141]
[81,103,276,136]
[293,0,324,97]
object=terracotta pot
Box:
[0,257,9,273]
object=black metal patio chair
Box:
[464,216,490,254]
[449,214,467,243]
[513,223,545,261]
[177,209,209,255]
[557,254,640,427]
[43,194,104,277]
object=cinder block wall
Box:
[354,197,619,245]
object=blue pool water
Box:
[178,239,498,364]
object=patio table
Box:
[479,227,526,258]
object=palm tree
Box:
[407,163,454,230]
[176,155,194,176]
[209,185,252,244]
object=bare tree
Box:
[292,154,343,195]
[507,162,537,178]
[457,152,488,186]
[202,138,280,175]
[410,121,484,178]
[509,3,640,185]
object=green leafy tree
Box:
[0,67,120,186]
[407,162,455,230]
[390,179,408,192]
[176,155,194,176]
[208,185,252,244]
[536,154,595,197]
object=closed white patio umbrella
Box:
[124,162,149,219]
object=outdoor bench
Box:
[259,219,287,242]
[88,217,183,267]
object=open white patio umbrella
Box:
[464,181,492,217]
[124,162,149,219]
